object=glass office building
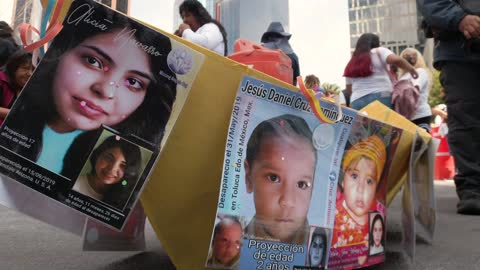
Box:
[348,0,426,54]
[212,0,289,54]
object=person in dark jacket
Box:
[421,0,480,215]
[261,22,300,86]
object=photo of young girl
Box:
[0,0,177,177]
[243,114,317,245]
[72,133,150,210]
[369,212,385,255]
[331,134,387,248]
[306,227,329,268]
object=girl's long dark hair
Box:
[88,135,141,209]
[179,0,228,56]
[343,33,380,78]
[0,0,177,179]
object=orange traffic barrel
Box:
[431,125,455,180]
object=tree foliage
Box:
[428,69,443,107]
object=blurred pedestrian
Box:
[421,0,480,215]
[175,0,227,56]
[304,74,322,93]
[344,33,418,110]
[0,49,33,125]
[342,88,351,107]
[398,48,433,133]
[261,22,300,86]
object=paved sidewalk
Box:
[1,181,479,270]
[369,180,480,270]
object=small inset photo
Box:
[206,215,245,269]
[72,130,152,210]
[167,47,193,75]
[369,211,385,256]
[306,226,329,269]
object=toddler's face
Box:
[245,135,315,242]
[342,157,377,224]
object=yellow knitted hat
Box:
[342,135,387,183]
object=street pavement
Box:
[1,180,479,270]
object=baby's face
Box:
[245,135,315,242]
[342,157,377,224]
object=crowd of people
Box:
[170,0,479,217]
[172,2,444,137]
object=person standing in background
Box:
[175,0,228,56]
[344,33,417,110]
[398,48,433,133]
[421,0,480,215]
[0,50,33,125]
[261,22,300,86]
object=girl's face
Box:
[94,146,126,185]
[342,157,378,224]
[14,62,33,90]
[51,30,153,132]
[245,135,315,242]
[372,219,383,247]
[181,11,201,31]
[309,235,324,266]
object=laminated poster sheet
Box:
[0,0,204,230]
[206,76,403,269]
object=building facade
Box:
[348,0,426,54]
[215,0,289,53]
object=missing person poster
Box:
[206,76,403,269]
[328,113,402,269]
[205,76,358,269]
[0,0,204,230]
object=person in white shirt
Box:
[344,33,418,111]
[175,0,227,56]
[398,48,433,133]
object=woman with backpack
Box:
[344,33,418,110]
[398,48,433,133]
